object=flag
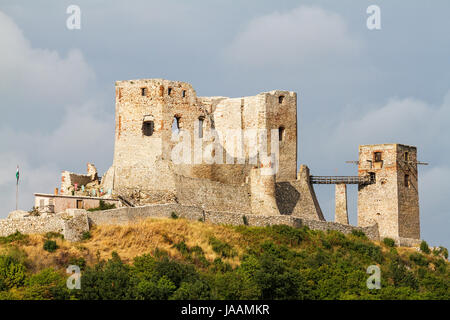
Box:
[16,166,19,185]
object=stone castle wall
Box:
[86,204,380,241]
[0,210,89,242]
[110,79,298,210]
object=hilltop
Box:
[0,217,448,300]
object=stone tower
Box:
[106,78,298,205]
[357,144,420,240]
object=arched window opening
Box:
[172,116,181,135]
[198,117,204,138]
[142,115,154,136]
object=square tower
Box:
[357,144,420,240]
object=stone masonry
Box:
[358,144,420,240]
[335,184,349,224]
[18,79,423,246]
[101,78,323,220]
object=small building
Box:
[34,193,121,214]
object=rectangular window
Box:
[369,172,376,183]
[182,90,186,98]
[168,87,172,96]
[374,152,382,162]
[278,127,285,141]
[198,118,204,138]
[404,174,409,187]
[76,200,83,209]
[142,121,154,136]
[404,152,409,161]
[141,88,147,96]
[279,96,285,104]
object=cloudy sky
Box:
[0,0,448,247]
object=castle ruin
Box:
[27,78,424,244]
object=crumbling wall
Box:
[111,79,298,204]
[275,165,324,220]
[61,163,100,195]
[174,174,251,213]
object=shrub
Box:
[81,231,92,240]
[351,229,367,239]
[420,241,431,254]
[87,200,116,212]
[170,212,178,219]
[242,215,249,226]
[45,232,64,240]
[439,246,449,259]
[383,238,396,247]
[28,207,40,216]
[0,255,27,289]
[269,225,304,246]
[23,268,69,300]
[68,257,87,270]
[209,237,236,258]
[409,252,428,267]
[43,240,58,253]
[79,252,133,299]
[0,231,29,244]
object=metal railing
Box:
[310,175,373,185]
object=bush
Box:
[87,200,116,212]
[81,231,92,240]
[420,241,431,254]
[383,238,396,247]
[242,215,249,226]
[68,257,87,270]
[43,240,58,253]
[28,207,40,216]
[209,237,236,258]
[0,255,27,289]
[79,252,133,299]
[170,212,178,219]
[409,252,428,267]
[45,232,64,240]
[351,229,367,239]
[440,246,449,259]
[0,231,28,244]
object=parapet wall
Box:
[0,210,89,242]
[87,204,380,241]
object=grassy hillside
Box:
[0,217,448,300]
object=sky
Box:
[0,0,448,248]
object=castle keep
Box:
[100,79,323,220]
[24,78,424,244]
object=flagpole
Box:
[16,165,19,211]
[16,181,18,211]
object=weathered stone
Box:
[335,184,349,224]
[7,210,30,220]
[358,144,420,240]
